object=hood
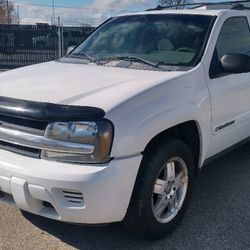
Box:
[0,61,186,112]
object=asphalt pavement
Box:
[1,142,250,250]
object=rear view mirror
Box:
[221,53,250,74]
[66,46,76,55]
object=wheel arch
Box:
[142,120,202,176]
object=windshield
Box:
[70,14,213,67]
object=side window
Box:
[210,17,250,78]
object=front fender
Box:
[106,64,212,168]
[107,101,211,168]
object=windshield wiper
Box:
[104,55,162,70]
[68,52,98,63]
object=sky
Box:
[12,0,159,26]
[11,0,233,26]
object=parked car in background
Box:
[0,32,15,53]
[32,29,92,50]
[32,35,51,49]
[0,2,250,239]
[63,30,82,48]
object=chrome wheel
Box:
[152,157,189,224]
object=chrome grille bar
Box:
[0,121,44,136]
[0,126,94,154]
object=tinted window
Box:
[63,32,69,38]
[71,31,82,37]
[216,17,250,60]
[210,17,250,78]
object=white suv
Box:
[0,4,250,239]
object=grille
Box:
[0,115,48,158]
[0,140,40,158]
[0,114,48,131]
[63,190,84,204]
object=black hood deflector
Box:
[0,96,105,122]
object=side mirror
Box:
[221,53,250,74]
[66,46,76,55]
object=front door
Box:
[206,16,250,155]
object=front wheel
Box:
[124,140,195,239]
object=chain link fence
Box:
[0,24,95,70]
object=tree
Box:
[0,0,16,24]
[159,0,188,9]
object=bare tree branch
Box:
[0,0,16,24]
[159,0,188,9]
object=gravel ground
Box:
[1,142,250,250]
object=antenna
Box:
[147,0,250,11]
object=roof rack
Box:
[231,3,250,9]
[147,0,250,11]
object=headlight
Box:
[41,120,113,164]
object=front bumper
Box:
[0,149,142,224]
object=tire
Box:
[123,140,195,240]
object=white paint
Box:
[1,9,250,224]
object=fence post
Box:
[61,23,64,56]
[58,17,62,58]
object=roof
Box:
[118,8,245,17]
